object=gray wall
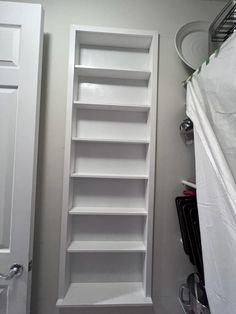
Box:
[10,0,225,313]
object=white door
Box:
[0,2,43,314]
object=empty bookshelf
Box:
[57,25,159,307]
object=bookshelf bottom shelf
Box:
[57,282,152,307]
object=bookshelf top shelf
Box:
[74,26,156,49]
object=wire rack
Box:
[209,1,236,52]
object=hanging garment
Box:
[186,32,236,314]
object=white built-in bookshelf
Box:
[57,25,159,307]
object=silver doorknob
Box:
[0,264,23,280]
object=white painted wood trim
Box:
[70,24,158,38]
[144,33,159,297]
[27,6,44,314]
[58,26,76,298]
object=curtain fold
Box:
[186,32,236,314]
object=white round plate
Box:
[175,21,210,70]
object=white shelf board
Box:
[75,65,151,80]
[181,180,196,189]
[67,240,146,253]
[72,137,150,144]
[75,27,153,49]
[71,173,149,180]
[69,206,148,216]
[74,101,151,112]
[56,282,152,307]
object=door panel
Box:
[0,25,20,66]
[0,286,7,314]
[0,89,17,250]
[0,2,43,314]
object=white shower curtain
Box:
[186,32,236,314]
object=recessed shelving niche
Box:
[57,25,159,307]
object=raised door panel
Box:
[0,286,7,314]
[0,25,20,66]
[0,89,17,250]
